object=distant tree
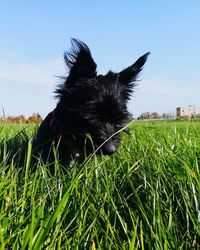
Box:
[17,115,26,124]
[150,112,161,119]
[4,113,42,124]
[138,112,151,120]
[6,116,15,123]
[162,113,175,120]
[28,113,42,124]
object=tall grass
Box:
[0,120,199,249]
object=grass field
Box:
[0,120,199,249]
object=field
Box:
[0,120,199,249]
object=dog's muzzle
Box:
[101,142,117,155]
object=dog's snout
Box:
[102,143,117,155]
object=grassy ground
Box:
[0,120,199,249]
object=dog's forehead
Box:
[96,71,119,84]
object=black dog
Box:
[33,39,149,163]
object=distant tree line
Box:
[179,114,200,119]
[0,113,42,124]
[0,111,177,124]
[138,112,175,120]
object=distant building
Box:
[176,105,200,118]
[176,107,188,118]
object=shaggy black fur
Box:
[33,39,149,163]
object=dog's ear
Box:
[118,52,150,100]
[64,39,97,84]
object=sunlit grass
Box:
[0,120,199,249]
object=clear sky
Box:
[0,1,200,118]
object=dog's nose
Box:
[103,143,116,155]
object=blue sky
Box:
[0,1,200,118]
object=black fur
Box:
[33,39,149,163]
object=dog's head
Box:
[55,39,149,155]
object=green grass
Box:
[0,120,199,249]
